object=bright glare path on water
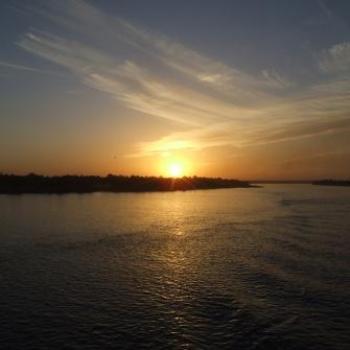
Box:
[0,185,350,349]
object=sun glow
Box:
[168,163,184,177]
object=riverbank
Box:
[0,174,258,194]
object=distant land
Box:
[0,174,257,194]
[250,180,312,184]
[312,180,350,187]
[251,180,350,185]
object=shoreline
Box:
[312,180,350,187]
[0,174,258,194]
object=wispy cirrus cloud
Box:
[0,59,64,76]
[319,42,350,74]
[14,0,350,159]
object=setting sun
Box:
[168,163,184,177]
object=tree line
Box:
[0,173,254,194]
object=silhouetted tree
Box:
[0,174,255,194]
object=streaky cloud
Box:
[14,0,350,159]
[319,42,350,74]
[0,59,64,76]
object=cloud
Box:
[14,0,350,159]
[319,42,350,74]
[18,28,263,126]
[0,60,63,76]
[261,69,293,89]
[249,117,350,145]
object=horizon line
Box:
[1,172,348,183]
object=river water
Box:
[1,185,349,349]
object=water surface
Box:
[1,185,349,349]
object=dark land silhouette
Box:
[313,179,350,187]
[250,180,312,184]
[0,174,257,194]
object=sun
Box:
[168,163,184,177]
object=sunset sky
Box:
[1,0,350,179]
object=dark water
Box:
[1,185,349,349]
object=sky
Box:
[1,0,350,180]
